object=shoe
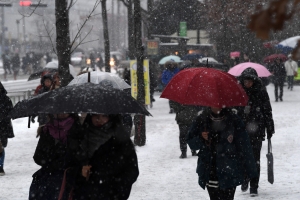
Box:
[275,99,278,102]
[250,188,258,197]
[152,98,156,102]
[179,152,187,159]
[191,151,197,156]
[280,98,283,101]
[241,181,249,192]
[0,167,5,176]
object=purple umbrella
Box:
[228,62,272,77]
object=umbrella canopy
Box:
[28,61,77,81]
[9,83,151,119]
[228,62,271,77]
[68,71,130,89]
[158,55,181,65]
[160,68,248,108]
[263,54,287,63]
[199,57,219,63]
[276,36,300,50]
[181,53,203,61]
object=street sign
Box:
[146,40,159,55]
[179,22,187,37]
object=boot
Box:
[0,167,5,176]
[250,188,258,197]
[191,151,197,156]
[179,152,187,159]
[241,180,249,192]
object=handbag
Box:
[266,139,274,184]
[294,71,298,77]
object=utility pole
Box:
[0,2,12,55]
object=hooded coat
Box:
[238,67,275,140]
[0,82,14,147]
[187,108,258,190]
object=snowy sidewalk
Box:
[1,84,300,199]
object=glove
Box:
[267,130,274,139]
[31,116,36,123]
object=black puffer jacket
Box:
[0,82,14,147]
[237,67,275,140]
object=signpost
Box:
[179,21,187,37]
[130,59,151,105]
[146,40,159,55]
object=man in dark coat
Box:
[269,58,286,101]
[237,67,275,196]
[0,82,15,175]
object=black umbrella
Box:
[9,82,151,119]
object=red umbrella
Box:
[160,68,248,108]
[263,54,287,63]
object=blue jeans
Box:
[0,149,5,168]
[287,76,294,89]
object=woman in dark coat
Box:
[65,114,139,200]
[187,107,258,200]
[237,67,275,196]
[0,82,14,175]
[29,113,82,200]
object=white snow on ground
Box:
[1,84,300,200]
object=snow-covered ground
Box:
[1,84,300,200]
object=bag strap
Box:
[268,139,272,153]
[58,168,70,200]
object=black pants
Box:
[248,139,262,189]
[287,76,294,89]
[274,80,284,100]
[178,124,192,153]
[207,186,236,200]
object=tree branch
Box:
[43,19,57,55]
[70,26,94,54]
[69,0,101,51]
[67,0,78,11]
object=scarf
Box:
[43,117,75,144]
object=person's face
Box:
[54,76,61,86]
[244,79,254,88]
[91,114,110,126]
[54,113,70,119]
[210,107,222,114]
[44,79,52,87]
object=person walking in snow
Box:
[284,54,298,91]
[173,99,200,159]
[29,113,82,200]
[161,60,179,113]
[187,107,258,200]
[63,114,139,200]
[0,82,15,176]
[237,67,275,197]
[269,57,286,101]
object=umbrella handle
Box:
[28,116,31,128]
[88,71,91,83]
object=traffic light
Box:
[19,1,47,7]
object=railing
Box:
[7,90,35,105]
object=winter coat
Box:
[0,82,14,147]
[284,60,298,76]
[172,101,200,125]
[187,108,258,190]
[11,54,21,72]
[270,62,286,84]
[161,67,179,86]
[238,68,275,140]
[29,117,82,200]
[65,115,139,200]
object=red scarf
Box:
[43,117,75,144]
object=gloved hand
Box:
[31,116,36,123]
[267,130,274,139]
